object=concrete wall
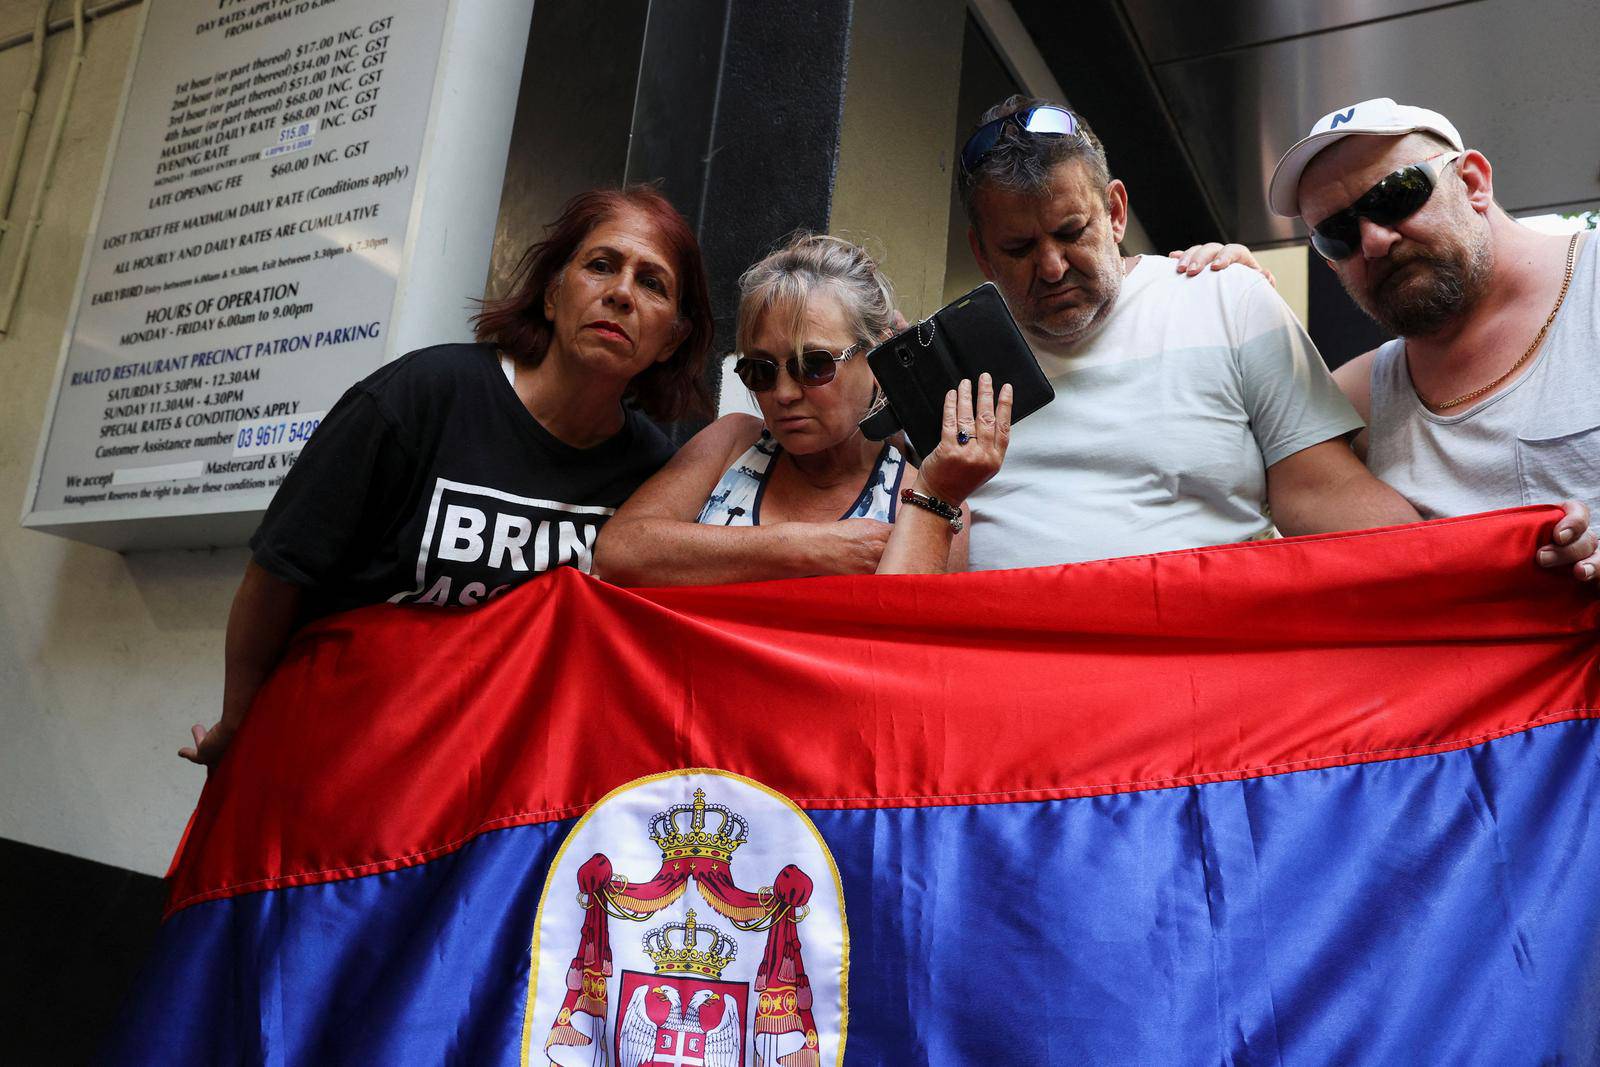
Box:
[0,1,221,878]
[1258,245,1309,332]
[829,0,966,322]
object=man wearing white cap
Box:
[1270,98,1599,582]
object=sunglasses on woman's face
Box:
[733,341,866,392]
[1308,152,1461,262]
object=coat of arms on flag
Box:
[522,769,846,1067]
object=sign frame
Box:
[19,0,534,552]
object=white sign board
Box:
[23,0,471,549]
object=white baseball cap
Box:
[1268,98,1464,218]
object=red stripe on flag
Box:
[166,507,1599,915]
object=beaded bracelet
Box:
[899,487,963,533]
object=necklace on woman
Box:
[1421,232,1579,412]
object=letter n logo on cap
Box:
[1330,108,1356,129]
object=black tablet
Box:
[859,282,1054,458]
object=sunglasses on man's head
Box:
[960,105,1083,175]
[1308,151,1461,262]
[733,342,866,393]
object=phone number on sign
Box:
[232,412,326,457]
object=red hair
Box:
[473,185,713,421]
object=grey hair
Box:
[735,232,897,356]
[957,95,1112,231]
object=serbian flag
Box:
[105,507,1599,1065]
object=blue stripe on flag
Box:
[104,719,1600,1065]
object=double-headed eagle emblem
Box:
[617,911,743,1067]
[542,788,823,1067]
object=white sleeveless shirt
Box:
[696,430,907,525]
[1366,233,1599,518]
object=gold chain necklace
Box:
[1422,232,1580,412]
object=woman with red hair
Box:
[182,185,714,766]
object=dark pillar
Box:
[486,0,650,296]
[627,0,855,439]
[622,3,729,227]
[490,0,856,441]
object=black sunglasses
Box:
[1308,152,1461,261]
[733,342,867,393]
[959,105,1082,175]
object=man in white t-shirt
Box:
[955,96,1424,570]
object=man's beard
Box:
[1024,257,1122,347]
[1350,231,1493,337]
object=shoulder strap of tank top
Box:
[841,441,908,522]
[697,431,779,525]
[1366,336,1413,415]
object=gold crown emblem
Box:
[642,909,738,979]
[649,789,748,863]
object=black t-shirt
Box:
[250,343,674,616]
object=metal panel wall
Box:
[1129,0,1600,246]
[1121,0,1454,64]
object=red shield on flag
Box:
[615,969,749,1067]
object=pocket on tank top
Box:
[1515,414,1600,507]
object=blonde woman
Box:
[596,233,1012,585]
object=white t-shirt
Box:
[966,257,1362,570]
